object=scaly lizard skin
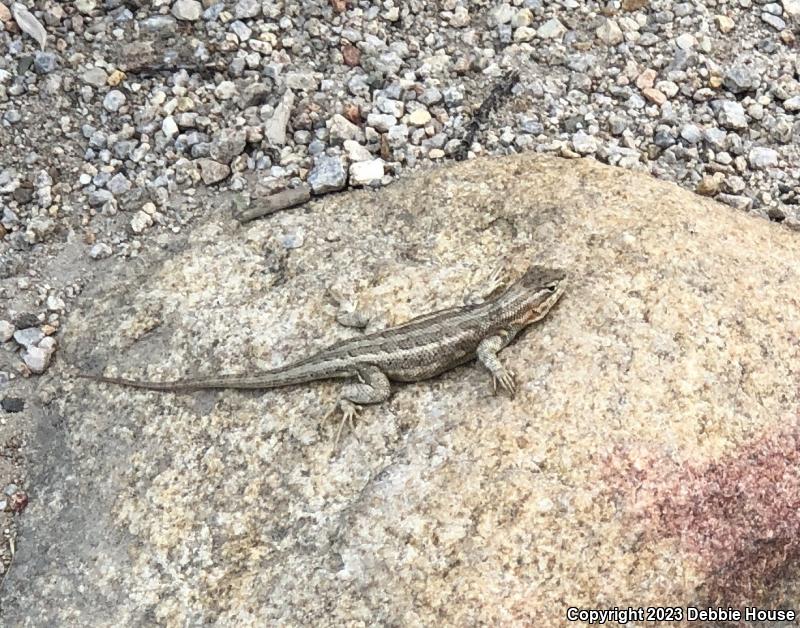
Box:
[80,265,566,442]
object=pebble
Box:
[171,0,202,21]
[23,346,53,374]
[102,90,126,112]
[89,243,113,259]
[14,327,44,349]
[162,116,179,139]
[107,173,131,196]
[716,101,748,130]
[82,67,107,87]
[636,69,657,90]
[308,155,347,194]
[761,13,786,29]
[195,159,230,185]
[724,67,759,94]
[784,0,800,16]
[408,109,432,126]
[1,398,24,413]
[783,96,800,112]
[596,19,624,45]
[715,15,735,32]
[210,128,247,164]
[349,159,385,186]
[718,193,753,210]
[0,321,14,342]
[328,114,362,144]
[696,173,724,196]
[748,147,779,169]
[680,124,702,144]
[130,211,154,234]
[265,89,294,146]
[643,88,667,105]
[33,52,58,74]
[344,140,372,162]
[571,131,598,155]
[366,113,397,133]
[537,18,566,40]
[675,33,697,49]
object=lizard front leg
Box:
[477,333,517,396]
[323,365,391,448]
[464,266,508,305]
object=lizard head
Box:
[502,265,567,326]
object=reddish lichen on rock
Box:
[606,418,800,605]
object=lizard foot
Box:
[322,399,362,451]
[492,369,517,397]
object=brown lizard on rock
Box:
[80,264,566,444]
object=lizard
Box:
[79,264,566,445]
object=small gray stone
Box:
[748,147,779,169]
[653,128,676,149]
[366,113,397,133]
[140,15,176,31]
[521,118,544,135]
[13,327,44,349]
[490,4,514,25]
[680,124,702,144]
[703,127,727,151]
[537,18,566,39]
[130,211,153,234]
[328,114,361,144]
[88,189,114,207]
[418,88,442,106]
[285,71,318,92]
[343,140,372,162]
[162,116,179,138]
[265,89,294,146]
[724,66,759,94]
[82,67,107,86]
[349,159,385,186]
[571,131,598,154]
[717,193,753,210]
[442,86,464,107]
[23,346,53,374]
[214,81,237,100]
[0,321,15,342]
[716,101,748,130]
[783,0,800,17]
[171,0,202,21]
[107,173,131,196]
[103,90,126,112]
[33,52,58,74]
[386,124,409,148]
[89,243,113,259]
[230,20,252,41]
[235,0,260,18]
[783,95,800,112]
[210,128,247,164]
[761,12,786,28]
[596,18,623,45]
[308,155,347,195]
[376,96,404,118]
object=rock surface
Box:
[7,155,800,625]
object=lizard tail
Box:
[76,363,349,392]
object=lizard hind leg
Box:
[322,366,391,451]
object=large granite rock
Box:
[6,155,800,625]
